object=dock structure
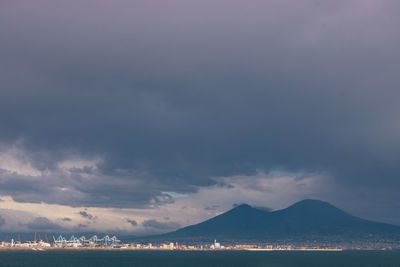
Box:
[0,234,121,249]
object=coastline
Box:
[0,247,346,252]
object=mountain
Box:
[150,199,400,241]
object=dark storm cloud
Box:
[26,217,61,231]
[0,0,400,222]
[142,219,180,230]
[0,167,175,208]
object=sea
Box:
[0,250,399,267]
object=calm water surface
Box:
[0,250,399,267]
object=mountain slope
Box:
[156,199,400,240]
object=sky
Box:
[0,0,400,235]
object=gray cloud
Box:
[0,215,5,227]
[126,219,137,226]
[0,167,176,208]
[62,217,72,222]
[254,206,272,212]
[79,211,93,220]
[233,203,247,208]
[0,0,399,223]
[26,217,61,231]
[204,205,220,211]
[142,219,180,230]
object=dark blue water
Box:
[0,250,399,267]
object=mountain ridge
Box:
[146,199,400,241]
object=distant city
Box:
[1,233,399,251]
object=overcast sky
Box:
[0,0,400,234]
